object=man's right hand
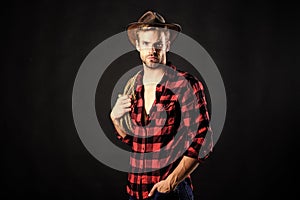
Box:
[110,94,132,120]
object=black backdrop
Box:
[2,0,298,199]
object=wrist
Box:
[110,113,120,124]
[165,175,179,190]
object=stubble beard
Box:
[142,60,161,69]
[142,54,165,69]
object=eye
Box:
[155,42,163,49]
[142,41,149,46]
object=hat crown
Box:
[126,11,181,46]
[138,11,166,24]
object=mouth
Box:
[147,56,159,62]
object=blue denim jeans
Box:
[129,179,194,200]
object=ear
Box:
[166,40,171,52]
[135,40,140,52]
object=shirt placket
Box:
[141,85,160,197]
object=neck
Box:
[143,64,166,84]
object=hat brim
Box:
[126,22,182,46]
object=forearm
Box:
[166,156,199,189]
[110,113,127,138]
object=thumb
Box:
[148,184,158,197]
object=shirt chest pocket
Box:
[153,101,178,127]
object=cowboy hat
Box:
[126,11,182,46]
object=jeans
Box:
[129,179,194,200]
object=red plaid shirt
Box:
[116,63,213,199]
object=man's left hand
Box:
[148,180,173,197]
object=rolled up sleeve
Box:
[181,80,213,162]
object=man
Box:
[110,11,213,200]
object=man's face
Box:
[136,29,170,69]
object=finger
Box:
[118,94,131,98]
[124,108,131,112]
[123,102,131,107]
[119,106,131,113]
[117,94,127,99]
[118,95,131,102]
[120,98,131,104]
[119,102,131,109]
[148,184,158,197]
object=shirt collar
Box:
[135,61,177,89]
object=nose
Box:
[149,46,156,54]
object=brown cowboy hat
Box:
[126,11,182,46]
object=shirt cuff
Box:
[115,130,133,145]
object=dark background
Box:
[2,0,299,199]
